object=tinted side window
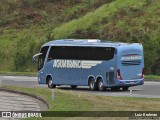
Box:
[48,46,115,60]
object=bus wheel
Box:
[48,78,56,89]
[98,79,105,91]
[71,85,77,89]
[89,78,98,91]
[122,87,129,91]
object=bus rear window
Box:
[121,54,142,66]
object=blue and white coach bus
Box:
[33,39,144,91]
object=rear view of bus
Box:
[116,43,144,90]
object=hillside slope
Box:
[0,0,110,71]
[0,0,160,74]
[51,0,160,74]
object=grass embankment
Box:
[51,0,160,75]
[1,85,160,120]
[0,0,110,72]
[145,75,160,81]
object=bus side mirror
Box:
[32,56,38,62]
[32,53,42,63]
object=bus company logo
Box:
[53,60,82,68]
[121,55,142,61]
[53,60,102,69]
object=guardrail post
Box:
[0,76,2,87]
[52,89,54,101]
[130,89,133,96]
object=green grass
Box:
[145,75,160,81]
[51,0,146,39]
[1,85,160,120]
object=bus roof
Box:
[42,39,139,47]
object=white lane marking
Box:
[129,89,143,91]
[1,76,37,81]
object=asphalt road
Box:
[0,75,160,98]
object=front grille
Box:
[122,60,141,66]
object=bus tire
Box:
[47,77,56,89]
[122,87,129,91]
[98,79,105,91]
[89,78,98,91]
[71,85,77,89]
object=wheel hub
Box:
[91,81,94,88]
[99,82,103,88]
[49,80,52,87]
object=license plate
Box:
[130,81,134,84]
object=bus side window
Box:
[47,46,115,61]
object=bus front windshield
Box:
[38,46,49,71]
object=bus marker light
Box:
[141,68,144,79]
[117,69,122,80]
